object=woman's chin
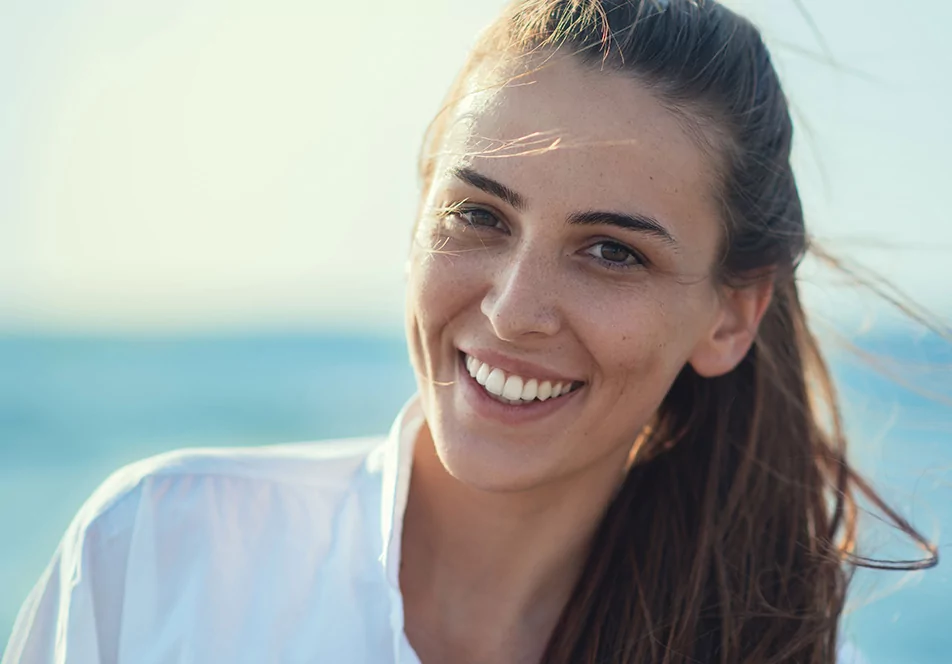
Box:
[426,422,564,494]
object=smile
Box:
[462,352,584,406]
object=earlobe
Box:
[688,280,773,378]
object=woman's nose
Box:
[480,250,562,341]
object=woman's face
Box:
[407,57,741,492]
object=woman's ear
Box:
[688,279,773,378]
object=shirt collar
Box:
[379,395,424,588]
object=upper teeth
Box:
[465,354,576,403]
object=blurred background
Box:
[1,0,950,661]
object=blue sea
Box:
[1,332,949,662]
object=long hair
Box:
[417,1,938,661]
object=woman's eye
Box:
[453,207,501,230]
[584,241,644,268]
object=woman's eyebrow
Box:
[451,167,527,211]
[450,166,678,249]
[568,210,679,249]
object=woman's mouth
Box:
[461,352,584,406]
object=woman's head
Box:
[404,1,892,661]
[407,51,774,494]
[407,0,794,492]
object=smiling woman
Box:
[2,1,937,664]
[408,58,742,501]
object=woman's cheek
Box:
[410,245,488,331]
[575,284,690,378]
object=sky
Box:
[1,0,950,334]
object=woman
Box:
[3,1,936,662]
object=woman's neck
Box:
[399,424,627,664]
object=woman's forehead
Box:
[433,58,724,247]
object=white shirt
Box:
[4,398,865,664]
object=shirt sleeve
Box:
[2,475,142,664]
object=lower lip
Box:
[457,354,584,424]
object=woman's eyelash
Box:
[436,202,504,230]
[584,241,648,270]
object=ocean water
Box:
[0,332,949,662]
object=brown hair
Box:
[417,1,938,662]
